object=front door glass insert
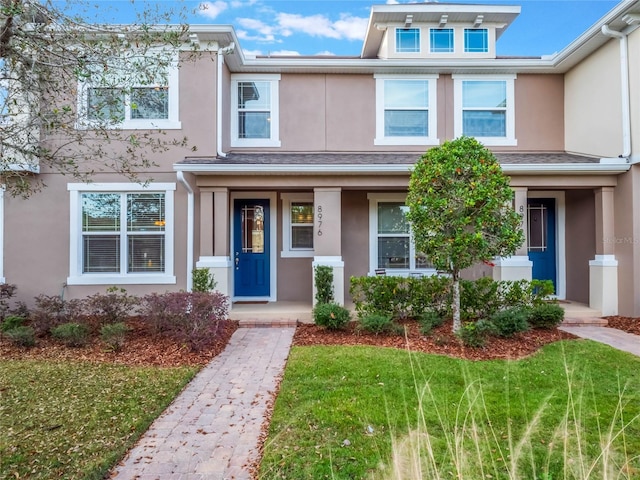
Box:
[241,204,264,254]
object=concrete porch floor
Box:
[228,300,603,327]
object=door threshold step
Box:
[239,319,299,328]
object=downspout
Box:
[177,171,194,292]
[216,43,235,158]
[601,24,631,159]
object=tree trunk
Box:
[452,272,461,332]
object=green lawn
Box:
[259,340,640,480]
[0,360,197,479]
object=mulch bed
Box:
[605,316,640,336]
[293,319,576,361]
[0,319,239,368]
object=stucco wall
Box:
[630,28,640,163]
[564,39,623,158]
[565,189,595,304]
[341,191,370,302]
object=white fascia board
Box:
[174,162,630,175]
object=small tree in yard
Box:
[407,137,524,333]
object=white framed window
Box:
[395,28,420,53]
[430,28,454,53]
[231,74,281,147]
[281,193,314,258]
[77,53,180,130]
[367,193,435,275]
[374,74,439,146]
[67,183,176,285]
[453,74,516,146]
[464,28,488,53]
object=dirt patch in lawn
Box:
[294,319,576,361]
[606,316,640,336]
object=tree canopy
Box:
[0,0,193,197]
[406,136,524,331]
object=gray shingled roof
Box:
[179,152,600,166]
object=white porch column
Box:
[197,188,232,299]
[590,187,618,315]
[493,187,532,282]
[313,188,344,305]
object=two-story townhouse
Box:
[3,1,640,318]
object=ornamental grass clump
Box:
[4,325,36,347]
[51,322,90,347]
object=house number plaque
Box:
[317,205,323,236]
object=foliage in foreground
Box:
[0,360,197,480]
[259,342,640,479]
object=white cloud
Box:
[197,1,228,20]
[269,50,301,56]
[242,49,263,58]
[315,50,336,56]
[237,17,277,42]
[230,0,258,7]
[275,12,367,41]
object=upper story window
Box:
[453,74,516,146]
[464,28,488,53]
[67,183,176,285]
[231,74,281,148]
[78,53,180,130]
[395,28,420,53]
[374,74,438,146]
[430,29,454,53]
[281,193,314,257]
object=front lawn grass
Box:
[0,360,197,479]
[259,340,640,479]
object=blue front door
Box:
[234,199,270,297]
[527,198,557,293]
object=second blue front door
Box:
[233,199,270,297]
[527,198,557,294]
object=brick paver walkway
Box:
[110,327,295,480]
[560,326,640,357]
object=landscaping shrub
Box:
[0,283,17,319]
[51,322,90,347]
[192,267,217,292]
[86,287,138,326]
[4,326,36,347]
[418,310,445,335]
[100,322,129,351]
[358,313,398,335]
[528,303,565,329]
[457,319,497,348]
[460,276,502,320]
[314,265,334,304]
[30,295,86,335]
[313,303,350,330]
[490,307,530,338]
[0,314,25,332]
[141,291,229,351]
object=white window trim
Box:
[429,28,454,54]
[367,193,437,276]
[453,74,517,147]
[394,27,421,54]
[67,182,176,285]
[281,193,314,258]
[374,74,439,146]
[76,56,181,131]
[231,74,281,148]
[463,28,489,53]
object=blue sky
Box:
[83,0,619,57]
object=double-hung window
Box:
[78,52,180,130]
[231,74,281,147]
[395,28,420,53]
[374,75,438,146]
[368,194,434,274]
[464,28,488,53]
[67,183,175,285]
[281,193,314,257]
[453,74,516,146]
[430,28,454,53]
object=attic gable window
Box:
[430,28,454,53]
[464,28,488,53]
[395,28,420,53]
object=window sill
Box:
[75,120,182,131]
[281,250,315,258]
[231,138,282,148]
[67,274,177,286]
[375,137,439,146]
[471,137,517,147]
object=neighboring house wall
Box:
[564,39,623,158]
[565,189,595,304]
[630,28,640,163]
